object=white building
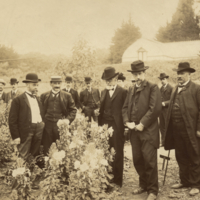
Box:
[122,38,200,62]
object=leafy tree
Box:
[108,17,141,64]
[156,0,200,42]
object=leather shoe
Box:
[146,193,157,200]
[171,183,185,189]
[189,188,199,196]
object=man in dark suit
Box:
[40,76,77,155]
[80,77,100,122]
[98,67,127,188]
[117,73,126,88]
[0,79,6,103]
[164,62,200,196]
[9,73,44,160]
[122,60,162,200]
[5,78,23,104]
[158,73,173,146]
[62,76,80,109]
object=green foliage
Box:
[156,0,200,42]
[108,17,141,64]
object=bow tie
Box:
[107,88,114,91]
[178,85,185,88]
[26,92,36,99]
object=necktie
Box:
[108,88,114,91]
[26,92,36,99]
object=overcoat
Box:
[122,80,162,148]
[98,85,127,133]
[160,84,173,106]
[40,90,77,123]
[164,81,200,154]
[5,90,23,103]
[80,88,100,109]
[62,88,80,109]
[9,93,44,143]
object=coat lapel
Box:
[101,89,107,103]
[179,81,191,93]
[111,85,120,101]
[23,93,30,108]
[136,80,147,93]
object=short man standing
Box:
[158,73,173,146]
[5,78,22,104]
[9,73,44,160]
[80,77,100,122]
[0,79,6,103]
[117,73,126,88]
[40,76,76,155]
[122,60,162,200]
[98,67,127,187]
[62,76,80,109]
[164,62,200,196]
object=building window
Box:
[137,47,147,61]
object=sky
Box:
[0,0,180,55]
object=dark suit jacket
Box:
[160,84,173,107]
[164,81,200,154]
[98,85,127,134]
[62,88,80,109]
[40,90,77,123]
[9,93,44,142]
[122,80,162,148]
[80,88,100,109]
[0,92,6,102]
[5,89,23,104]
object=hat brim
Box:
[10,81,19,84]
[127,66,149,73]
[158,76,169,79]
[101,72,119,80]
[172,68,196,73]
[22,79,41,83]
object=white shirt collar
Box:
[179,79,190,87]
[52,89,60,94]
[25,90,32,95]
[12,89,18,93]
[66,88,71,92]
[163,83,168,88]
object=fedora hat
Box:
[172,62,195,73]
[158,73,169,80]
[22,73,41,83]
[10,78,19,85]
[0,79,5,85]
[118,73,126,81]
[85,77,92,83]
[101,67,119,80]
[65,76,72,82]
[127,60,149,73]
[50,76,62,82]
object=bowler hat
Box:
[10,78,19,85]
[0,79,5,85]
[127,60,149,73]
[85,77,92,83]
[22,73,41,83]
[50,76,62,82]
[172,62,195,73]
[65,76,72,82]
[158,73,169,80]
[118,73,126,81]
[101,67,119,80]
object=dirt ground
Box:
[1,143,200,200]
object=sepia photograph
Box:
[0,0,200,199]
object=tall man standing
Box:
[40,76,77,155]
[62,76,80,109]
[122,60,162,200]
[164,62,200,196]
[158,73,173,146]
[5,78,22,104]
[98,67,127,187]
[9,73,44,160]
[80,77,100,122]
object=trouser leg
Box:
[159,112,165,145]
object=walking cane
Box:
[163,150,170,186]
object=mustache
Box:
[54,87,60,89]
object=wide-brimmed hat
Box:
[50,76,62,82]
[158,73,169,80]
[0,79,6,85]
[10,78,19,85]
[22,73,41,83]
[85,77,92,83]
[127,60,149,73]
[65,76,72,82]
[101,67,119,80]
[172,62,195,73]
[118,73,126,81]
